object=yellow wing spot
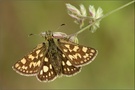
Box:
[49,64,52,69]
[83,53,89,58]
[29,60,41,68]
[22,65,25,69]
[35,55,38,59]
[15,63,19,68]
[62,54,65,57]
[90,53,93,56]
[20,68,22,71]
[29,62,33,68]
[66,61,72,66]
[40,70,43,75]
[67,68,70,71]
[29,71,33,73]
[62,61,65,66]
[86,57,90,60]
[74,53,81,59]
[84,59,87,62]
[43,66,48,72]
[71,69,73,71]
[22,70,25,72]
[73,46,79,52]
[82,47,88,52]
[25,66,28,69]
[63,49,68,52]
[40,53,43,57]
[68,48,72,52]
[17,66,21,70]
[65,44,70,48]
[21,58,26,64]
[64,68,66,71]
[80,61,84,63]
[91,49,95,53]
[26,70,28,73]
[36,50,40,54]
[48,72,51,77]
[44,57,48,62]
[37,60,41,66]
[68,55,74,60]
[28,55,34,60]
[51,71,53,74]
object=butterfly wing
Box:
[12,43,46,76]
[60,53,81,76]
[37,45,81,82]
[36,52,58,82]
[58,39,98,67]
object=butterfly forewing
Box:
[58,39,98,67]
[12,43,46,76]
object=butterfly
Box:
[12,31,98,82]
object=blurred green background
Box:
[0,0,134,89]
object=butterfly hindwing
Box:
[36,52,58,82]
[60,53,81,76]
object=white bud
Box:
[80,4,87,17]
[96,7,103,19]
[66,3,81,16]
[89,5,96,18]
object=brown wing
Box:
[60,53,81,76]
[36,52,58,82]
[37,46,81,82]
[12,43,46,76]
[58,39,98,67]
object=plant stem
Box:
[76,0,135,35]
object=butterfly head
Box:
[40,31,53,40]
[40,31,78,44]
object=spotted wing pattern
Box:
[36,52,57,82]
[12,31,98,82]
[58,39,98,67]
[60,53,81,76]
[12,43,46,76]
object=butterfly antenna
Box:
[28,33,40,37]
[55,24,65,31]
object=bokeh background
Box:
[0,0,134,89]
